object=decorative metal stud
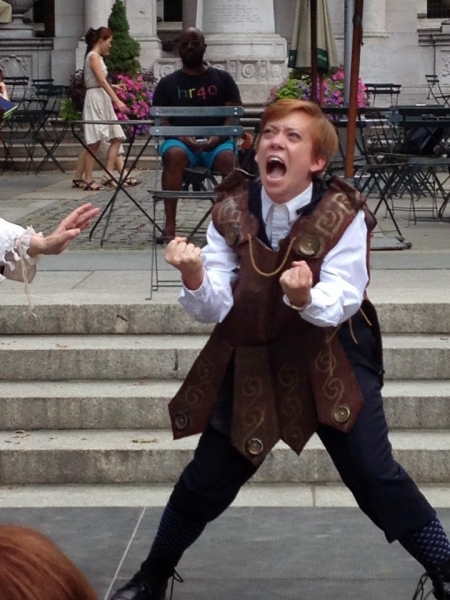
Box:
[295,234,320,257]
[174,412,189,430]
[333,405,351,424]
[224,224,241,246]
[246,437,264,456]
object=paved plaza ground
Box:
[0,170,449,599]
[2,505,447,600]
[1,169,450,253]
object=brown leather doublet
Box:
[169,171,372,465]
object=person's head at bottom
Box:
[0,524,98,600]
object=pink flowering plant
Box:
[114,71,157,135]
[266,67,368,109]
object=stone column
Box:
[84,0,113,30]
[202,0,287,104]
[74,0,113,69]
[362,0,387,36]
[126,0,162,70]
[182,0,197,29]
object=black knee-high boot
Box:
[110,500,206,600]
[413,558,450,600]
[110,542,181,600]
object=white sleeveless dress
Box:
[83,51,125,145]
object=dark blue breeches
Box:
[169,355,434,543]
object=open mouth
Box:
[266,156,286,179]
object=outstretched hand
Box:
[28,203,100,256]
[279,260,313,309]
[165,236,204,290]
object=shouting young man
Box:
[111,100,450,600]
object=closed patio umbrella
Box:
[289,0,340,78]
[0,0,12,23]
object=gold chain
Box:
[247,233,297,277]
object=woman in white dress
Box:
[80,27,127,191]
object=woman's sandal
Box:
[100,176,118,189]
[123,176,141,187]
[72,179,86,189]
[83,180,103,191]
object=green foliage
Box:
[106,0,141,78]
[273,78,303,100]
[60,98,82,122]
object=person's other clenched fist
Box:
[279,260,313,308]
[165,237,204,289]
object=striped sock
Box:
[399,517,450,571]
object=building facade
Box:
[1,0,450,104]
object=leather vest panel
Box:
[169,171,374,465]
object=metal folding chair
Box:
[3,76,30,103]
[33,84,68,172]
[0,98,44,173]
[365,83,402,107]
[148,105,244,298]
[425,74,450,107]
[0,82,67,174]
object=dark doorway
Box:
[427,0,450,18]
[164,0,182,21]
[33,0,55,37]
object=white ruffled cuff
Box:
[1,226,42,283]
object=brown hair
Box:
[0,524,98,600]
[85,26,113,51]
[259,99,339,170]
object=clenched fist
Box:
[165,237,204,290]
[279,260,313,309]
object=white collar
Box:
[261,183,313,224]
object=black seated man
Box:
[152,27,242,241]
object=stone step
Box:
[0,155,158,172]
[0,334,206,381]
[0,334,449,381]
[0,482,449,508]
[0,141,158,159]
[0,380,180,430]
[383,334,450,379]
[1,380,450,431]
[0,429,448,485]
[0,303,213,336]
[0,301,448,335]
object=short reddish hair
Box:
[260,99,339,171]
[0,525,98,600]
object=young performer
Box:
[111,99,450,600]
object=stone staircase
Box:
[0,300,449,498]
[0,127,159,172]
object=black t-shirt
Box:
[152,67,242,126]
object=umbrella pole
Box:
[344,0,354,106]
[319,73,324,107]
[344,0,364,179]
[310,0,318,103]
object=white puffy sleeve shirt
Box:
[179,183,369,328]
[0,218,39,283]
